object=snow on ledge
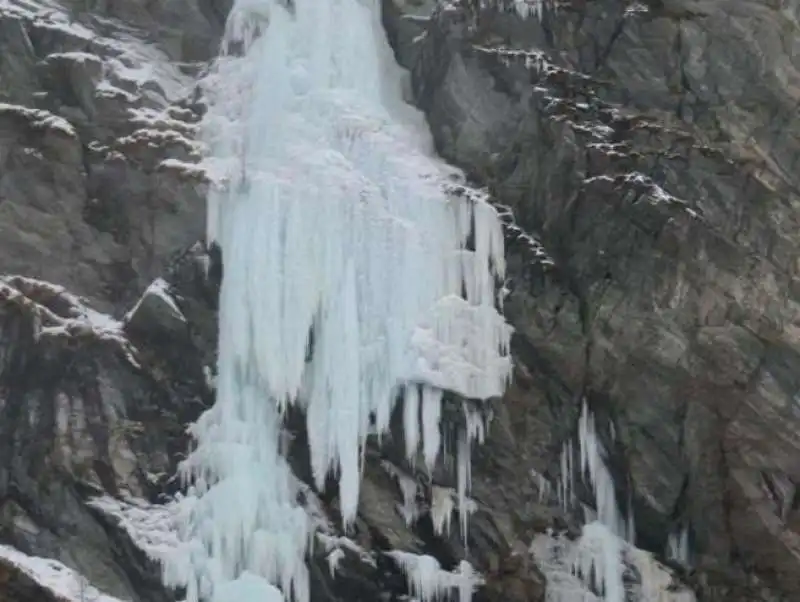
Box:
[87,495,183,566]
[0,102,77,137]
[124,277,186,325]
[1,0,193,106]
[0,275,138,365]
[0,544,125,602]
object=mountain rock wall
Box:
[0,0,798,601]
[383,0,800,599]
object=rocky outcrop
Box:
[0,0,216,311]
[0,253,215,601]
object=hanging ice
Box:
[387,552,484,602]
[531,528,696,602]
[551,402,635,602]
[166,0,512,601]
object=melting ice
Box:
[165,1,512,601]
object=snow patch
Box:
[124,277,186,324]
[87,495,183,565]
[2,0,193,108]
[0,102,77,137]
[0,544,125,602]
[158,158,209,180]
[0,276,132,364]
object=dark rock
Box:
[384,0,800,598]
[124,278,187,337]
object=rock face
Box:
[0,0,799,601]
[384,0,800,599]
[0,0,218,311]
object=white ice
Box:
[166,0,511,601]
[531,528,696,602]
[387,551,484,602]
[550,402,651,602]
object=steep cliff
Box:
[0,0,798,601]
[384,0,800,598]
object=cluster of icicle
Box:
[531,527,696,602]
[533,402,694,602]
[468,0,546,21]
[163,1,512,602]
[552,402,634,601]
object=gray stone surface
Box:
[0,0,215,312]
[383,0,800,599]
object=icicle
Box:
[382,461,419,525]
[431,486,456,536]
[531,528,696,602]
[167,0,512,599]
[576,402,630,541]
[387,551,484,602]
[531,468,551,504]
[404,385,421,462]
[570,523,624,602]
[549,401,641,602]
[430,486,476,536]
[421,387,443,471]
[464,407,486,445]
[666,526,690,567]
[456,431,472,544]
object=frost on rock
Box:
[0,0,192,105]
[166,0,512,601]
[0,275,138,366]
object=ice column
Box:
[166,0,512,601]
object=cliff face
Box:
[384,0,800,598]
[0,0,799,601]
[0,0,222,310]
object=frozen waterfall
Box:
[164,1,512,601]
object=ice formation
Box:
[666,527,690,567]
[166,0,511,601]
[549,402,637,601]
[531,528,696,602]
[387,551,484,602]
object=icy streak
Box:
[165,1,512,601]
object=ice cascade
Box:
[164,1,512,601]
[542,402,635,602]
